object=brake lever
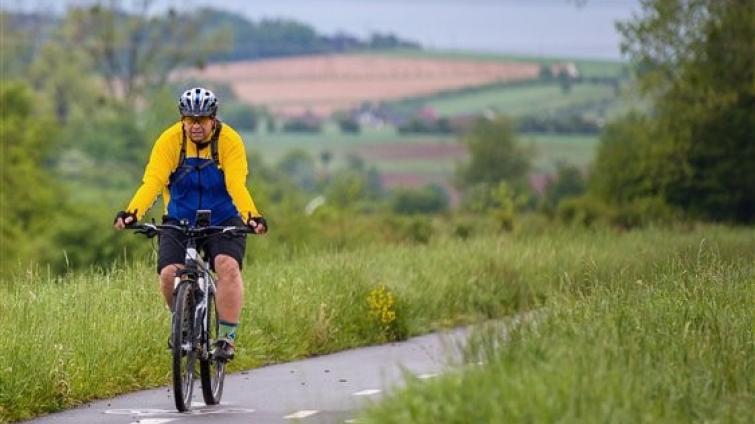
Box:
[134,224,158,238]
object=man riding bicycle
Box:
[114,87,266,362]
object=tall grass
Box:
[361,229,755,423]
[0,225,752,422]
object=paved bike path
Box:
[26,328,471,424]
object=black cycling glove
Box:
[247,215,267,232]
[114,210,137,227]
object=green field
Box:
[247,129,598,181]
[1,223,752,422]
[526,134,599,173]
[424,82,617,118]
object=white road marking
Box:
[353,389,382,396]
[284,410,320,419]
[129,419,176,424]
[106,409,173,415]
[191,401,205,407]
[107,407,255,416]
[417,373,438,379]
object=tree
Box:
[28,39,102,124]
[0,12,52,78]
[0,82,62,271]
[612,0,755,222]
[542,162,587,212]
[456,116,533,194]
[58,1,230,104]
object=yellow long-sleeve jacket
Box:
[125,121,261,224]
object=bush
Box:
[558,195,681,229]
[611,197,681,229]
[541,162,587,214]
[397,117,454,134]
[382,215,434,244]
[336,116,361,134]
[390,185,449,215]
[557,195,615,227]
[282,117,322,133]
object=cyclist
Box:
[113,87,266,362]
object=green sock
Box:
[218,321,238,342]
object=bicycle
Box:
[129,211,253,412]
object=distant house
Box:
[551,62,580,79]
[350,102,405,128]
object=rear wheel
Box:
[172,281,197,412]
[200,290,225,404]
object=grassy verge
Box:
[361,229,755,423]
[1,225,752,422]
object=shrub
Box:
[282,117,322,133]
[557,195,615,227]
[390,185,449,215]
[336,116,361,133]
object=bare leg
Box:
[214,254,244,323]
[159,264,184,309]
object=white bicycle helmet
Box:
[178,87,218,116]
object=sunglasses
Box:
[181,116,213,125]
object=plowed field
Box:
[181,54,540,116]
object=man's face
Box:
[181,116,215,142]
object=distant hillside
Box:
[179,54,540,116]
[0,7,420,67]
[200,8,421,62]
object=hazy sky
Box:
[7,0,642,60]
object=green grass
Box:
[1,222,753,422]
[425,82,617,117]
[361,228,755,423]
[526,134,600,173]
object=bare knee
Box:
[214,255,241,281]
[160,264,182,287]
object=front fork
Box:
[171,276,208,358]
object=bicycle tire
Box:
[200,290,225,404]
[172,281,197,412]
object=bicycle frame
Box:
[176,239,217,361]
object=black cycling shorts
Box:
[157,216,247,274]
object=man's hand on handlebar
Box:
[247,215,267,234]
[113,210,137,230]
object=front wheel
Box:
[200,290,225,404]
[172,281,197,412]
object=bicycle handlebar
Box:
[127,222,255,238]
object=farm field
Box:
[420,82,617,117]
[371,49,628,78]
[180,53,542,116]
[246,128,598,194]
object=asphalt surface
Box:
[25,327,472,424]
